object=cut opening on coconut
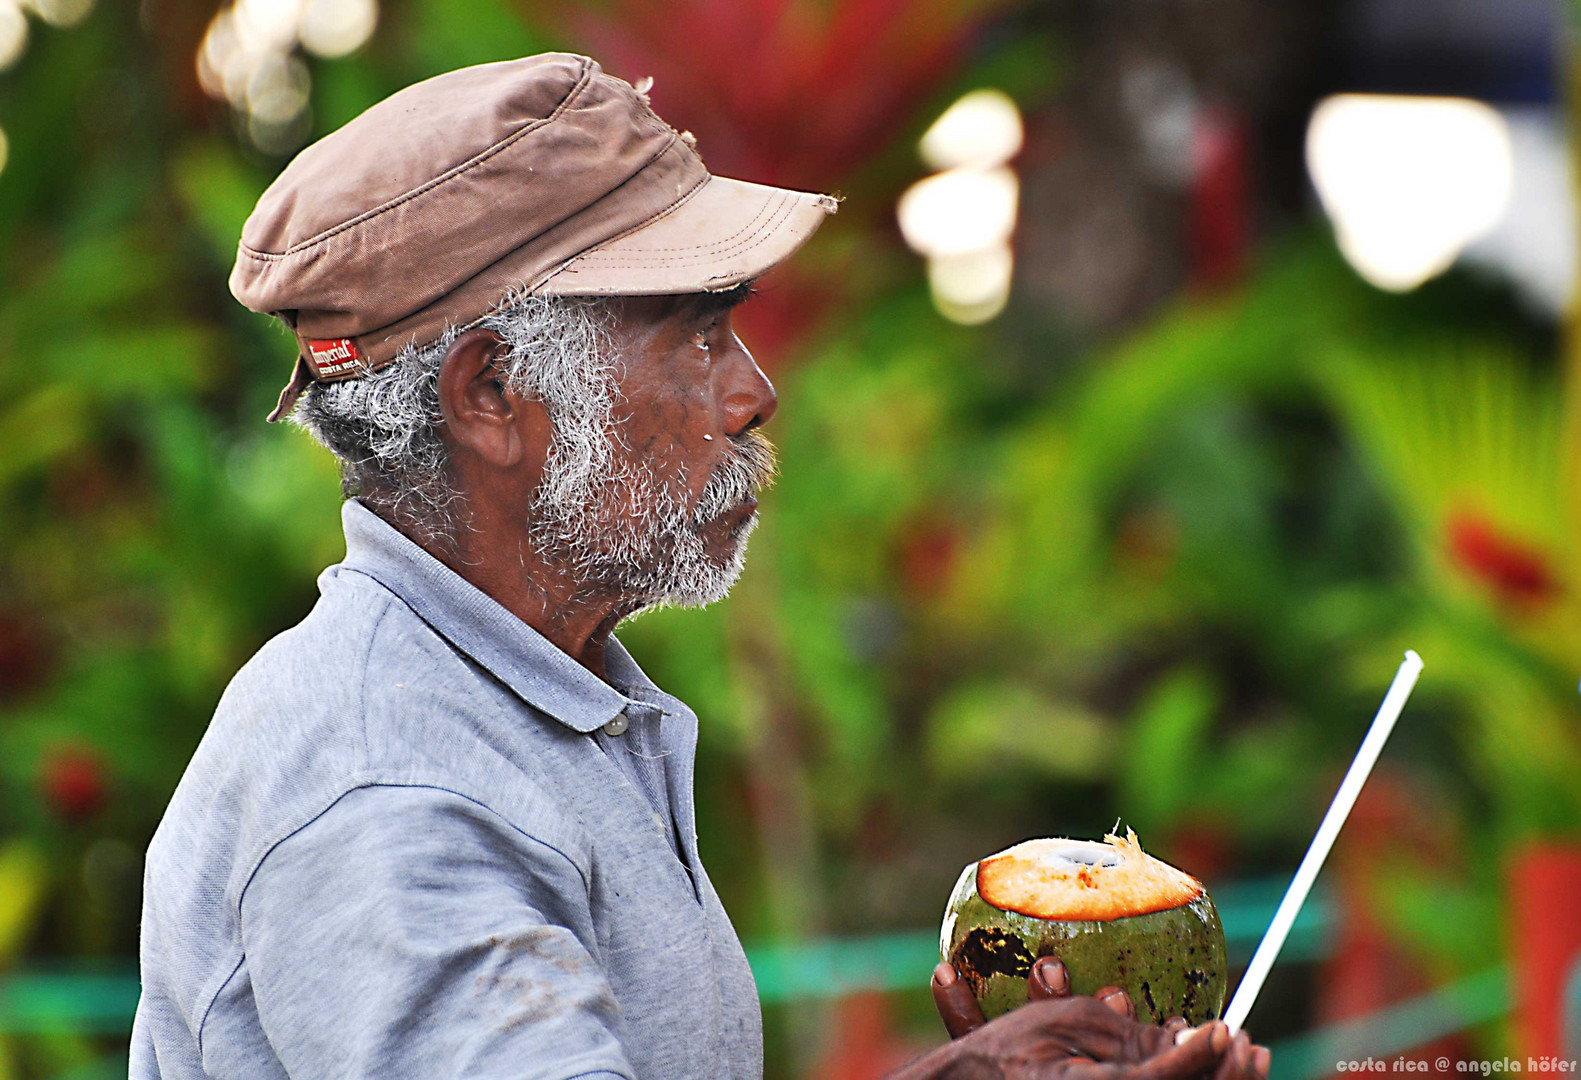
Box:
[976,828,1203,922]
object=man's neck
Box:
[404,508,633,684]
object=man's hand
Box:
[885,959,1270,1080]
[933,957,1133,1040]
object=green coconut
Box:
[940,830,1228,1025]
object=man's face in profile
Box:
[521,289,780,611]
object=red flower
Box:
[40,745,109,822]
[560,0,994,191]
[1445,509,1558,611]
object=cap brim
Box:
[537,175,837,296]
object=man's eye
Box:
[692,327,712,350]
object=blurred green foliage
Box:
[1,0,1578,1074]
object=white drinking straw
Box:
[1220,650,1424,1035]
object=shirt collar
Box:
[333,499,645,734]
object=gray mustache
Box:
[695,431,778,522]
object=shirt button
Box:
[603,711,629,736]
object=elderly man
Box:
[132,54,1266,1080]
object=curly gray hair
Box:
[290,294,618,547]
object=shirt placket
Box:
[597,704,664,822]
[596,701,699,893]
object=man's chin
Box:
[639,516,757,613]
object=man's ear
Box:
[437,327,531,468]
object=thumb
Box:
[1137,1022,1231,1080]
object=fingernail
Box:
[1254,1047,1271,1076]
[1036,961,1067,994]
[1097,988,1132,1017]
[933,963,956,987]
[1210,1022,1230,1053]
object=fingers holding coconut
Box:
[932,962,988,1039]
[1128,1022,1232,1080]
[929,830,1255,1080]
[1016,994,1178,1063]
[1161,1013,1265,1079]
[909,998,1234,1080]
[935,956,1072,1039]
[1208,1032,1270,1080]
[1168,1026,1269,1080]
[1224,1033,1254,1080]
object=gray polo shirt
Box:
[131,500,762,1080]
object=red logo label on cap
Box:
[306,338,365,378]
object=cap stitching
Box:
[566,190,799,269]
[528,156,714,293]
[361,135,704,349]
[577,186,784,257]
[551,165,714,260]
[238,59,597,262]
[584,186,781,259]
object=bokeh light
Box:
[896,166,1018,258]
[26,0,94,29]
[299,0,377,58]
[196,0,377,152]
[236,0,305,53]
[927,244,1013,325]
[918,87,1023,172]
[0,0,29,72]
[899,88,1023,325]
[1306,94,1514,292]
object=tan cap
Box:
[229,53,838,421]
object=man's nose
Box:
[719,339,777,435]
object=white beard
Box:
[527,428,777,611]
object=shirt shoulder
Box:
[151,566,588,915]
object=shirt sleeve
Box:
[238,784,635,1080]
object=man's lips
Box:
[715,496,758,534]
